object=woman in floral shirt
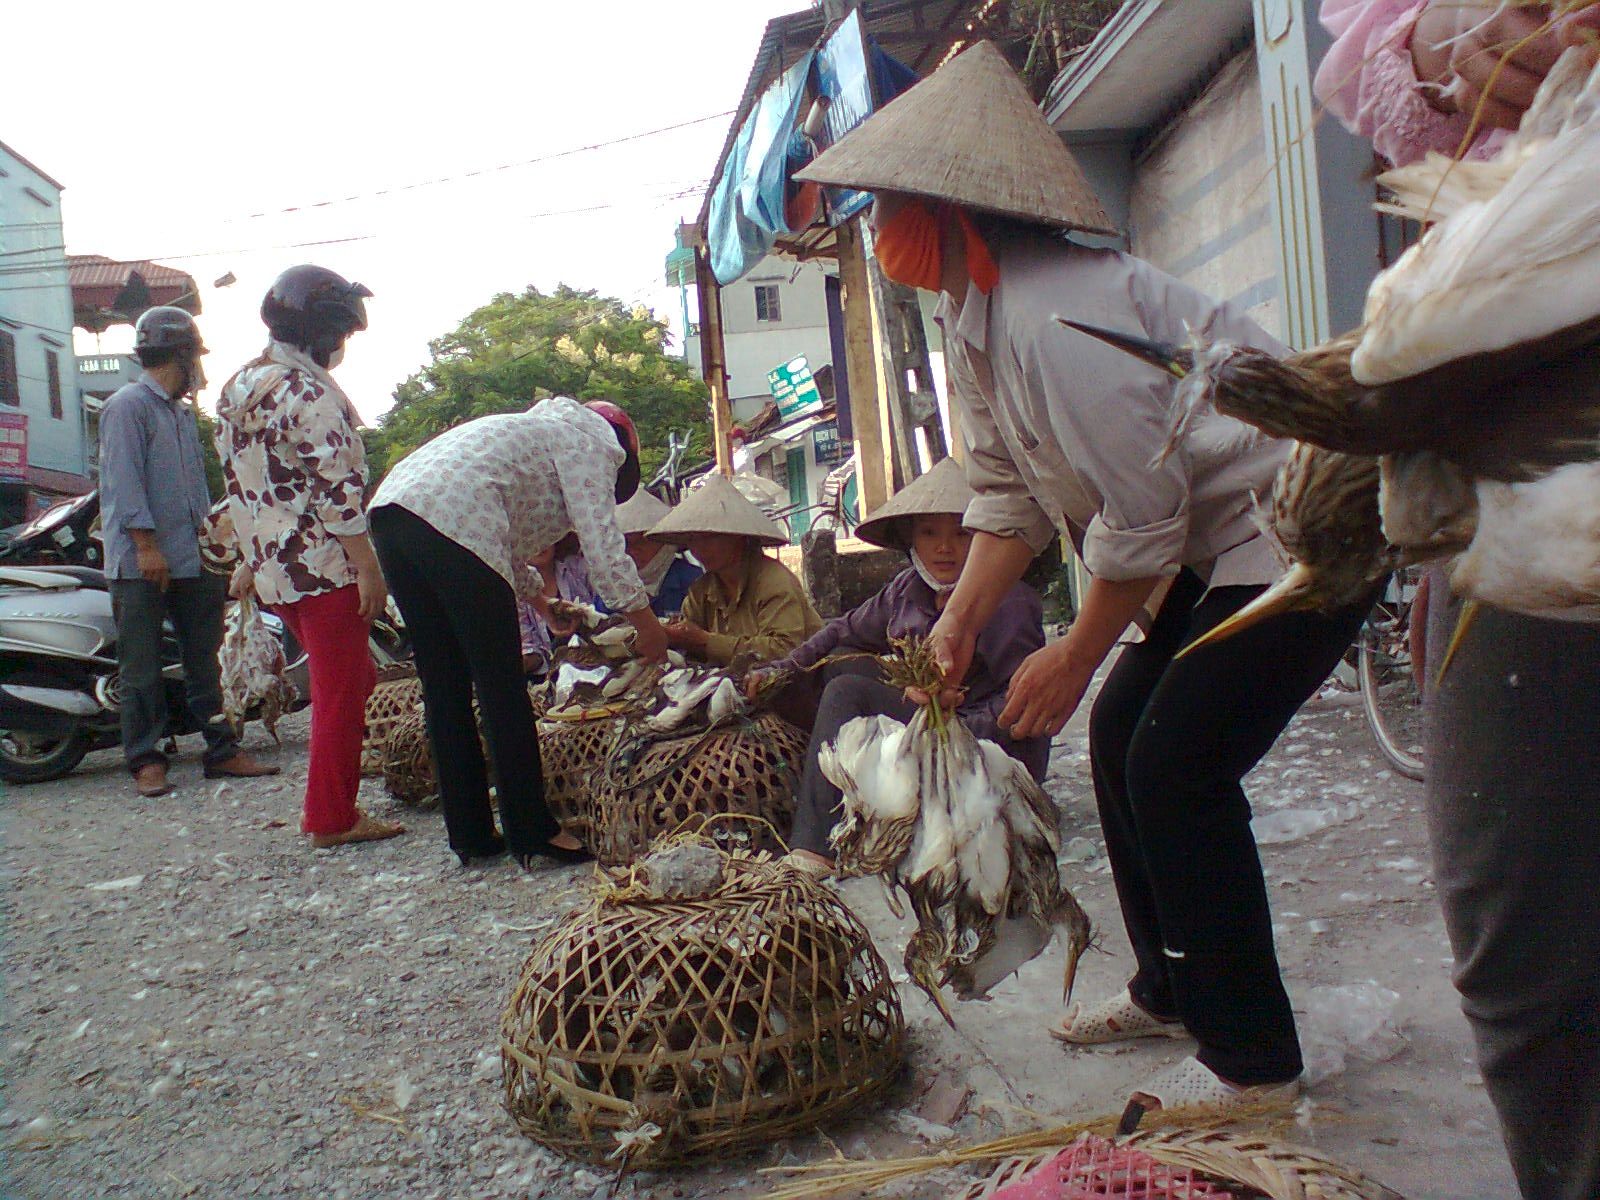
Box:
[218,265,402,850]
[369,397,668,869]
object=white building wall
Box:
[1127,49,1283,340]
[683,254,834,409]
[0,142,85,485]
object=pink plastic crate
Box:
[990,1135,1241,1200]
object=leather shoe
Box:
[204,752,280,780]
[134,763,173,798]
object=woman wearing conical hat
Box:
[649,475,822,665]
[754,458,1050,877]
[602,489,702,619]
[798,43,1377,1123]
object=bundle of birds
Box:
[219,597,298,741]
[818,638,1091,1027]
[1058,45,1600,659]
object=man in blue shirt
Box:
[98,307,277,796]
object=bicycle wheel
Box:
[1358,587,1425,781]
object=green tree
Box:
[368,285,708,482]
[195,410,226,501]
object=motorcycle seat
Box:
[0,566,82,590]
[34,566,109,590]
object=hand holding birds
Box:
[1412,1,1600,130]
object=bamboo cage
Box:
[578,714,807,866]
[500,850,904,1168]
[537,715,622,835]
[362,667,423,775]
[381,710,437,807]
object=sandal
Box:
[309,810,406,849]
[1050,988,1188,1045]
[1118,1055,1300,1135]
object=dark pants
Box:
[1425,585,1600,1200]
[109,574,237,773]
[370,506,557,859]
[1089,569,1371,1085]
[791,663,914,857]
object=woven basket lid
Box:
[648,475,788,547]
[854,457,976,549]
[614,489,672,536]
[794,41,1113,236]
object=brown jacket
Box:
[681,551,822,666]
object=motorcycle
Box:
[0,501,409,783]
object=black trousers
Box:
[370,505,557,858]
[1089,569,1371,1085]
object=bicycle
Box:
[1356,566,1426,781]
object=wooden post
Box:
[835,219,889,517]
[693,244,734,477]
[864,238,916,492]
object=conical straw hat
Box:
[855,457,976,550]
[794,41,1113,235]
[648,474,789,547]
[614,489,672,536]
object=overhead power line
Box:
[234,111,732,222]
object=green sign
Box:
[767,354,823,419]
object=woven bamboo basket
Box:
[382,709,438,807]
[537,716,621,833]
[500,851,904,1167]
[578,714,807,866]
[961,1129,1406,1200]
[363,667,423,775]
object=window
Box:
[0,332,17,406]
[754,284,782,323]
[45,350,62,419]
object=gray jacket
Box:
[98,373,212,580]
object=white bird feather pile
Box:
[219,596,298,740]
[820,707,1090,1025]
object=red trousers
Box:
[274,586,375,836]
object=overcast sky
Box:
[2,0,803,423]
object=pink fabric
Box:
[989,1135,1238,1198]
[1314,0,1504,165]
[274,586,376,836]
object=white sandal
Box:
[1119,1055,1301,1134]
[1050,988,1189,1045]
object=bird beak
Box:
[1174,565,1318,659]
[1435,599,1480,686]
[1053,317,1189,379]
[915,968,960,1031]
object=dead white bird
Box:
[821,706,1091,1026]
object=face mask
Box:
[178,356,206,397]
[909,546,958,597]
[324,344,346,370]
[874,200,1001,296]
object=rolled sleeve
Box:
[553,442,648,614]
[1314,0,1476,167]
[99,400,155,531]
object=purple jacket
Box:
[772,568,1052,781]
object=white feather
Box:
[1356,50,1600,384]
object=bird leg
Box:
[1436,599,1481,686]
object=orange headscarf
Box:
[873,199,1000,295]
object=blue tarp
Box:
[706,52,815,286]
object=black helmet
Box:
[133,306,205,363]
[260,265,372,366]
